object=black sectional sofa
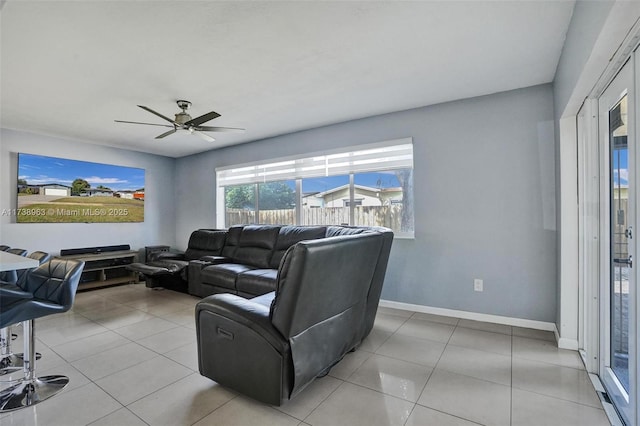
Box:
[129,224,394,405]
[189,225,338,298]
[195,225,393,405]
[130,224,392,299]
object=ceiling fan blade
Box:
[195,126,245,133]
[115,120,175,128]
[184,111,221,127]
[138,105,176,124]
[193,130,215,142]
[155,128,178,139]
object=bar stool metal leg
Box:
[0,326,23,374]
[0,325,41,381]
[0,320,69,412]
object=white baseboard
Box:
[557,337,579,350]
[379,299,557,332]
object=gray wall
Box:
[552,0,614,330]
[176,84,558,322]
[0,128,177,255]
[553,0,614,119]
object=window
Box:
[353,169,413,231]
[216,139,414,237]
[344,199,363,207]
[224,184,256,226]
[302,175,351,225]
[258,180,296,224]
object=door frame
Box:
[597,57,636,426]
[577,98,600,374]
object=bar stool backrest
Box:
[16,251,52,287]
[24,259,84,309]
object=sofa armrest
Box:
[196,293,291,405]
[196,293,286,352]
[186,256,231,295]
[188,260,209,296]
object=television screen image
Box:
[16,153,145,223]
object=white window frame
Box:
[216,138,414,238]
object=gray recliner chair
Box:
[0,259,84,412]
[196,231,392,405]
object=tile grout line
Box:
[4,286,597,425]
[70,288,292,425]
[87,406,150,426]
[404,313,456,424]
[304,313,416,424]
[53,290,199,422]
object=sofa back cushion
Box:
[233,225,281,268]
[184,229,227,260]
[220,226,244,258]
[271,233,382,337]
[270,233,383,396]
[325,226,369,237]
[269,226,327,269]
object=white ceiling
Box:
[1,1,575,158]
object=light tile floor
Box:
[0,284,611,426]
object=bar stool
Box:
[0,251,52,375]
[0,248,30,374]
[0,259,84,412]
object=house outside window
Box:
[343,199,363,207]
[216,139,414,238]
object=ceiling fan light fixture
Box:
[115,99,245,143]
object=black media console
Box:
[58,244,139,290]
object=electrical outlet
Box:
[474,279,483,292]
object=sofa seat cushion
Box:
[152,259,189,271]
[236,269,278,296]
[199,255,232,265]
[201,263,256,291]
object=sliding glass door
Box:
[599,58,636,425]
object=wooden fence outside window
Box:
[226,205,403,230]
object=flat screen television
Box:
[16,153,145,223]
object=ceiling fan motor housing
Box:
[175,112,192,125]
[175,100,193,125]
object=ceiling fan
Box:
[115,100,244,142]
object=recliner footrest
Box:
[126,263,173,276]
